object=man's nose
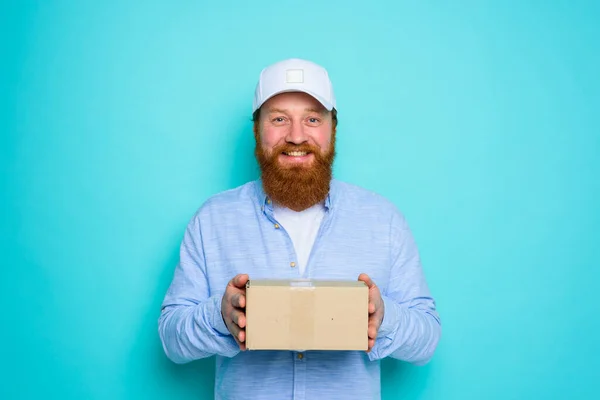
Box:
[285,122,307,144]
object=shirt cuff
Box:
[378,294,401,338]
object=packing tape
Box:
[290,284,316,351]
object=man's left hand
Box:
[358,273,384,352]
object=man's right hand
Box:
[221,274,249,350]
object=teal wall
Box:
[2,1,599,399]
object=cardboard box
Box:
[245,279,369,351]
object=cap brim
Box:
[254,88,334,113]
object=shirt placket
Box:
[293,351,306,399]
[263,198,302,279]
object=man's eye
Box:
[272,117,285,123]
[308,118,320,123]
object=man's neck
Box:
[273,200,326,214]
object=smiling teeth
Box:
[286,151,308,156]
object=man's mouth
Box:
[282,151,310,157]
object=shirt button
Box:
[297,353,304,359]
[274,224,280,229]
[267,199,271,204]
[290,262,296,268]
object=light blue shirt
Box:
[158,179,441,400]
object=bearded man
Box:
[158,59,441,400]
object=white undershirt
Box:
[273,202,326,276]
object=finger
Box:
[227,319,246,344]
[369,302,376,314]
[368,323,378,340]
[368,338,375,351]
[231,292,246,309]
[232,274,250,289]
[358,273,375,288]
[232,308,246,328]
[228,319,241,340]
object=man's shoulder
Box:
[194,180,258,217]
[332,179,401,213]
[332,179,410,231]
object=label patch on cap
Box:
[286,69,304,83]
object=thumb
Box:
[358,273,375,288]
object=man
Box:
[158,58,441,399]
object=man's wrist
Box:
[211,294,231,336]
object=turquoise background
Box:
[2,1,599,399]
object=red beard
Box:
[255,134,336,211]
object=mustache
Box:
[272,143,320,155]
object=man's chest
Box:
[203,214,392,292]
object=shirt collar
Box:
[254,179,336,213]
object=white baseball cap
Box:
[252,58,336,113]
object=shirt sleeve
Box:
[158,214,240,363]
[367,209,441,365]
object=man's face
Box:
[257,91,334,166]
[254,91,336,211]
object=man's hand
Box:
[358,273,385,352]
[221,274,249,350]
